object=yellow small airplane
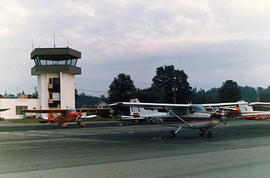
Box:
[23,108,109,128]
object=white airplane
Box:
[0,108,9,112]
[0,108,10,120]
[120,99,168,122]
[109,101,227,138]
[209,101,270,120]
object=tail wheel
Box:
[62,123,68,128]
[80,122,86,127]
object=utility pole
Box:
[173,76,176,104]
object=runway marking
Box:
[0,132,24,136]
[0,137,99,145]
[0,131,48,137]
[27,134,49,137]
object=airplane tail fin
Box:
[129,99,143,117]
[129,99,159,117]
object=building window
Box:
[16,106,28,115]
[71,59,77,66]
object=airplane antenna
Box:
[32,38,34,50]
[53,32,56,48]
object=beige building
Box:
[0,98,39,119]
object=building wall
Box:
[0,98,39,119]
[37,72,75,110]
[38,73,48,109]
[60,72,75,109]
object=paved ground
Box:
[1,120,270,177]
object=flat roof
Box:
[31,47,81,60]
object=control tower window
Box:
[66,59,72,65]
[40,60,47,65]
[71,59,77,66]
[34,59,78,66]
[58,60,66,65]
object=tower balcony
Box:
[31,65,81,75]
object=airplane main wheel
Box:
[169,131,176,138]
[199,129,205,137]
[80,122,86,127]
[77,121,81,125]
[205,131,212,138]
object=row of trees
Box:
[108,65,193,103]
[107,65,270,104]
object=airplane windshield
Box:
[191,105,207,112]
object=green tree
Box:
[152,65,192,103]
[135,86,164,103]
[240,86,257,102]
[205,88,220,103]
[192,88,206,104]
[108,73,136,103]
[192,87,220,104]
[257,86,270,102]
[75,91,103,108]
[218,80,241,102]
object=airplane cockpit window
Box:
[239,105,254,112]
[171,108,188,115]
[190,105,207,113]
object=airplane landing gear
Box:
[169,131,176,138]
[205,130,212,138]
[199,129,205,137]
[169,126,182,138]
[80,122,86,127]
[199,129,212,138]
[77,121,85,127]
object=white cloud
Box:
[0,0,270,96]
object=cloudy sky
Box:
[1,0,270,96]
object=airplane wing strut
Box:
[163,107,199,135]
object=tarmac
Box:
[1,120,270,177]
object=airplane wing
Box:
[76,108,110,112]
[23,109,68,113]
[202,101,248,107]
[0,108,9,112]
[218,107,238,111]
[249,102,270,109]
[249,102,270,106]
[109,102,191,108]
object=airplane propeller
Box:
[211,111,229,127]
[76,105,85,121]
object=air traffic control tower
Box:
[31,47,81,109]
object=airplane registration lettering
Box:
[255,114,270,120]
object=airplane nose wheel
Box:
[199,129,212,138]
[169,131,176,138]
[80,122,85,127]
[206,131,212,138]
[77,121,85,127]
